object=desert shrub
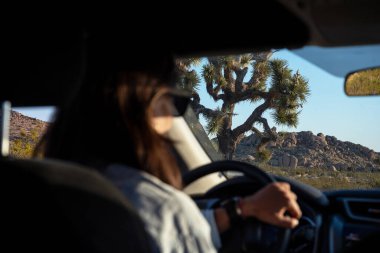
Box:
[255,149,272,163]
[10,139,34,158]
[10,126,45,158]
[247,163,380,190]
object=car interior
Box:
[2,1,380,252]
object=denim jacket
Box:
[104,164,220,253]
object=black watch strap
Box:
[222,198,242,224]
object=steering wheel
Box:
[183,160,291,253]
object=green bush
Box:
[255,149,272,163]
[9,126,45,159]
[20,129,27,137]
[10,139,34,158]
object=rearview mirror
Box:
[345,67,380,96]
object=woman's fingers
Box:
[276,213,299,228]
[287,198,302,220]
[241,182,302,228]
[275,197,303,228]
[276,182,291,191]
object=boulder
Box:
[335,163,348,170]
[367,151,377,160]
[282,155,290,166]
[289,156,298,169]
[283,133,297,148]
[246,155,255,162]
[326,135,338,146]
[278,154,298,168]
[298,157,307,166]
[270,159,279,166]
[236,131,379,172]
[327,165,338,172]
[241,134,260,146]
[317,133,328,146]
[297,131,314,147]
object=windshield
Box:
[178,46,380,190]
[7,46,379,191]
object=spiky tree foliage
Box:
[175,52,310,160]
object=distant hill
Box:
[9,111,48,158]
[236,131,380,172]
[6,111,380,174]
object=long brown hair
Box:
[37,54,182,189]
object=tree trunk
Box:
[217,130,236,160]
[217,131,244,160]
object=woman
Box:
[37,39,301,252]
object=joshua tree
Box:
[176,52,310,160]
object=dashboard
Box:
[324,191,380,253]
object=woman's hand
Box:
[240,182,302,228]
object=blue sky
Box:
[14,106,55,122]
[13,48,380,152]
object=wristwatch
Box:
[221,197,243,224]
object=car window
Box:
[177,47,380,190]
[9,106,54,158]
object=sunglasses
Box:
[168,89,192,116]
[152,88,192,117]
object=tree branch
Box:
[257,117,277,140]
[252,51,273,61]
[190,93,221,119]
[191,103,221,119]
[247,63,267,86]
[235,67,248,93]
[251,126,263,137]
[231,89,269,104]
[247,51,272,87]
[232,99,272,138]
[205,79,221,101]
[224,67,235,86]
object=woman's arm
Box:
[212,182,302,233]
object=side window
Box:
[9,107,54,158]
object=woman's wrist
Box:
[240,197,258,218]
[215,196,259,233]
[214,208,230,233]
[221,197,244,225]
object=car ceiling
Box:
[2,0,380,106]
